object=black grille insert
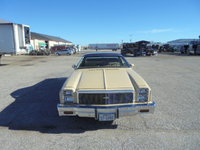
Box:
[79,93,133,105]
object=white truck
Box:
[88,43,120,51]
[0,19,31,55]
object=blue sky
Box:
[0,0,200,45]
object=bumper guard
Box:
[57,102,156,120]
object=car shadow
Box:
[0,78,117,134]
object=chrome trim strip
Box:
[76,72,83,104]
[119,110,136,113]
[57,102,156,109]
[77,111,94,114]
[103,69,107,89]
[77,89,134,93]
[97,112,116,114]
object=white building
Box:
[0,19,72,54]
[0,19,31,54]
[31,32,72,50]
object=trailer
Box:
[180,42,200,55]
[0,19,31,55]
[121,41,150,56]
[88,43,120,51]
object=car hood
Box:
[65,68,135,90]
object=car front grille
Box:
[78,93,133,105]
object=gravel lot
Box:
[0,51,200,150]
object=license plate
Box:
[99,113,115,121]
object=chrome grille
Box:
[79,93,133,105]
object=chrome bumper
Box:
[57,102,156,120]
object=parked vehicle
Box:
[50,45,69,52]
[187,41,200,55]
[29,50,50,55]
[146,45,158,56]
[160,44,175,52]
[121,41,150,56]
[55,49,74,56]
[88,43,120,51]
[51,45,80,54]
[57,53,155,121]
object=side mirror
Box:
[131,64,135,67]
[72,64,77,69]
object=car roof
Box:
[84,52,122,57]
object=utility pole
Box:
[129,34,133,43]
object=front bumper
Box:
[57,102,156,120]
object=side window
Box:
[119,57,127,66]
[24,26,30,44]
[77,57,84,67]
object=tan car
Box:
[57,53,155,121]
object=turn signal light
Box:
[64,111,73,114]
[140,109,149,112]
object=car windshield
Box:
[78,56,130,68]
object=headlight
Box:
[138,88,149,102]
[64,90,73,96]
[64,90,74,103]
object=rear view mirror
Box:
[131,64,135,67]
[72,64,77,69]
